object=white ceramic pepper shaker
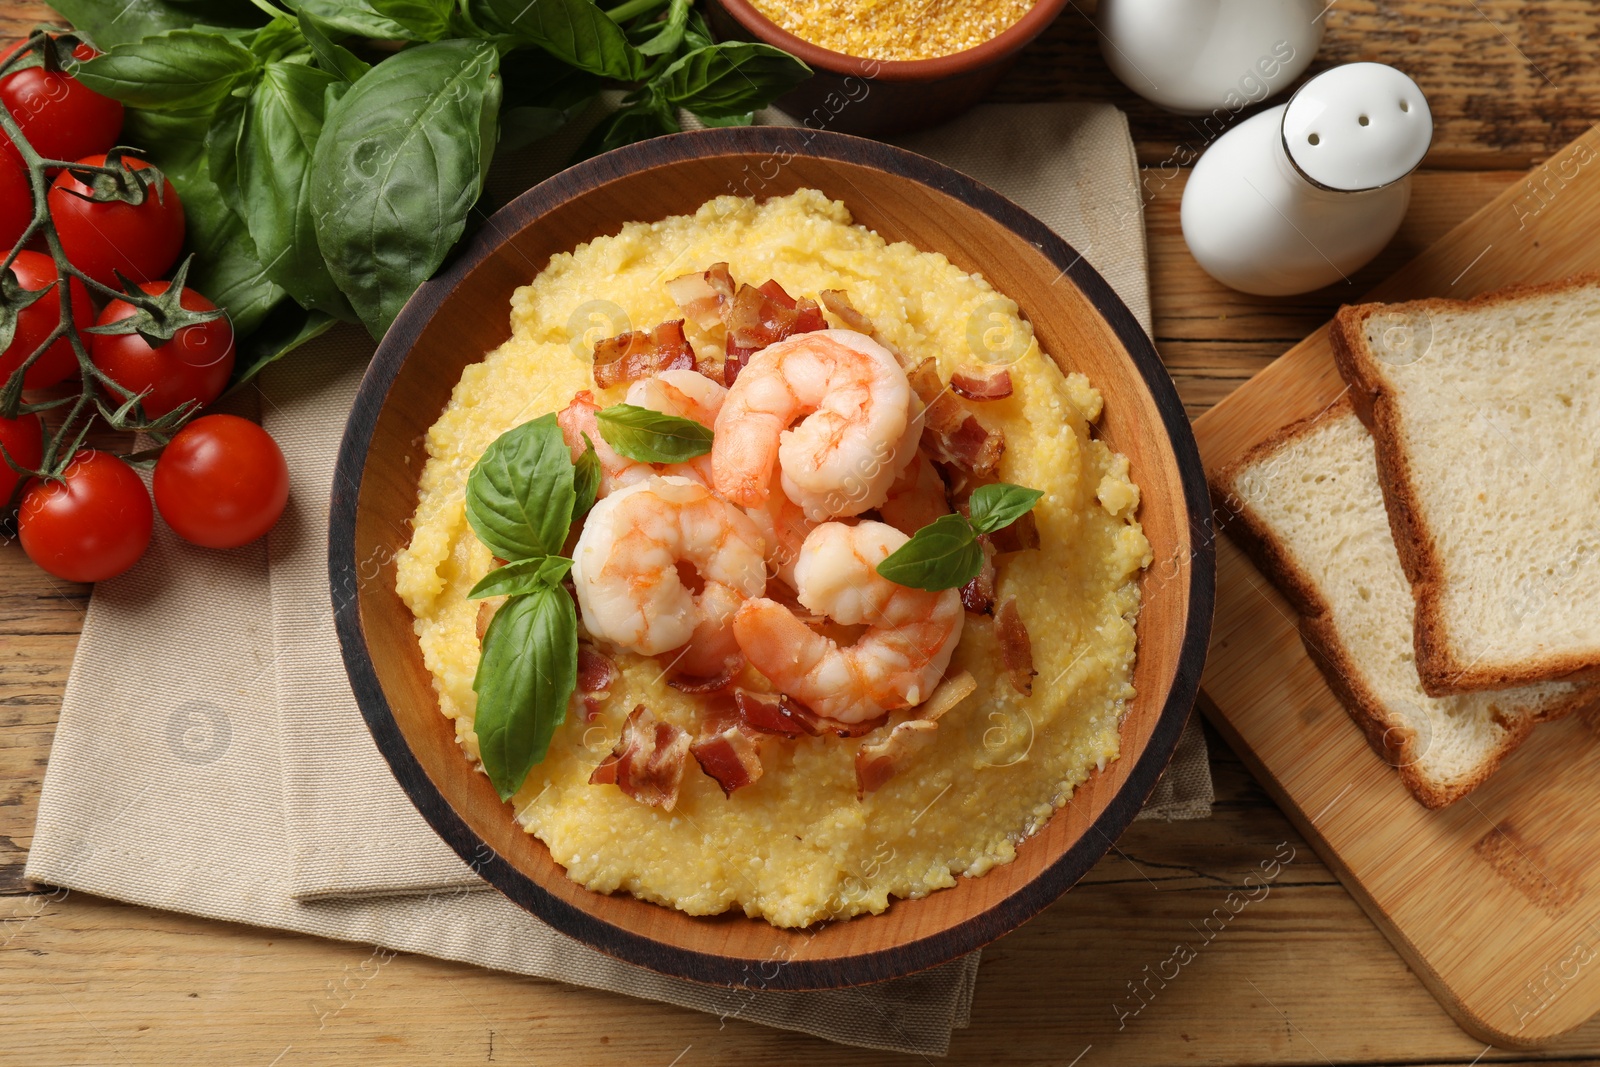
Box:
[1180,62,1434,296]
[1096,0,1324,115]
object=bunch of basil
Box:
[48,0,810,386]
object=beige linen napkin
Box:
[26,101,1207,1056]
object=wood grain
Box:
[1194,124,1600,1047]
[5,0,1600,1062]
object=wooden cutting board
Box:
[1194,124,1600,1048]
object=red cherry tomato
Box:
[48,154,184,288]
[0,249,90,389]
[0,38,122,166]
[18,449,152,582]
[0,146,30,251]
[0,410,43,503]
[91,283,236,419]
[154,415,289,549]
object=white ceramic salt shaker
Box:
[1096,0,1324,115]
[1180,63,1433,296]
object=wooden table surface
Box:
[3,2,1596,1064]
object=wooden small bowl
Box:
[330,127,1213,989]
[706,0,1071,136]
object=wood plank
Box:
[1194,124,1600,1048]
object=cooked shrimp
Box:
[572,476,768,677]
[745,470,815,589]
[558,390,651,496]
[877,450,949,536]
[712,329,913,522]
[626,369,726,487]
[733,520,964,722]
[559,371,727,497]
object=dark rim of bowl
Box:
[711,0,1072,81]
[330,125,1215,990]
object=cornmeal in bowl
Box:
[395,189,1150,928]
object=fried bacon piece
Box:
[690,725,765,797]
[592,319,696,389]
[733,689,820,738]
[665,262,736,331]
[722,280,827,385]
[854,671,977,798]
[996,598,1036,696]
[950,363,1014,400]
[817,289,908,365]
[576,643,618,722]
[988,510,1040,555]
[588,705,692,810]
[905,358,1006,475]
[474,600,497,642]
[667,658,744,694]
[960,539,998,615]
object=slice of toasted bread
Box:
[1332,275,1600,695]
[1212,399,1595,808]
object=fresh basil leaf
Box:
[659,42,809,120]
[225,303,336,392]
[297,10,370,81]
[468,555,574,599]
[634,0,689,56]
[205,92,247,217]
[76,30,259,110]
[596,404,712,463]
[49,0,266,50]
[572,433,600,521]
[246,16,310,62]
[681,8,712,49]
[473,583,578,800]
[367,0,455,40]
[122,104,288,337]
[697,111,754,128]
[310,38,502,339]
[876,513,984,591]
[466,413,576,561]
[475,0,646,80]
[282,0,423,40]
[966,482,1044,535]
[574,96,677,159]
[238,62,352,316]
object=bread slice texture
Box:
[1212,399,1596,808]
[1332,275,1600,695]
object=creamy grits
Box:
[395,189,1151,928]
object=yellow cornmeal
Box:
[395,189,1151,928]
[749,0,1036,61]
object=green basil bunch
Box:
[877,482,1044,591]
[49,0,810,384]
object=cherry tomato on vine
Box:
[0,410,43,503]
[0,38,122,167]
[0,249,91,389]
[91,283,236,419]
[154,415,289,549]
[48,154,184,288]
[18,449,152,582]
[0,146,30,250]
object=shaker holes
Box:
[1358,114,1370,126]
[1400,99,1411,112]
[1307,133,1320,145]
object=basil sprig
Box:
[876,483,1044,591]
[464,414,591,800]
[596,403,714,463]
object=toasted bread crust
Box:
[1331,274,1600,696]
[1211,399,1505,807]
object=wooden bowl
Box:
[706,0,1071,136]
[330,127,1213,989]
